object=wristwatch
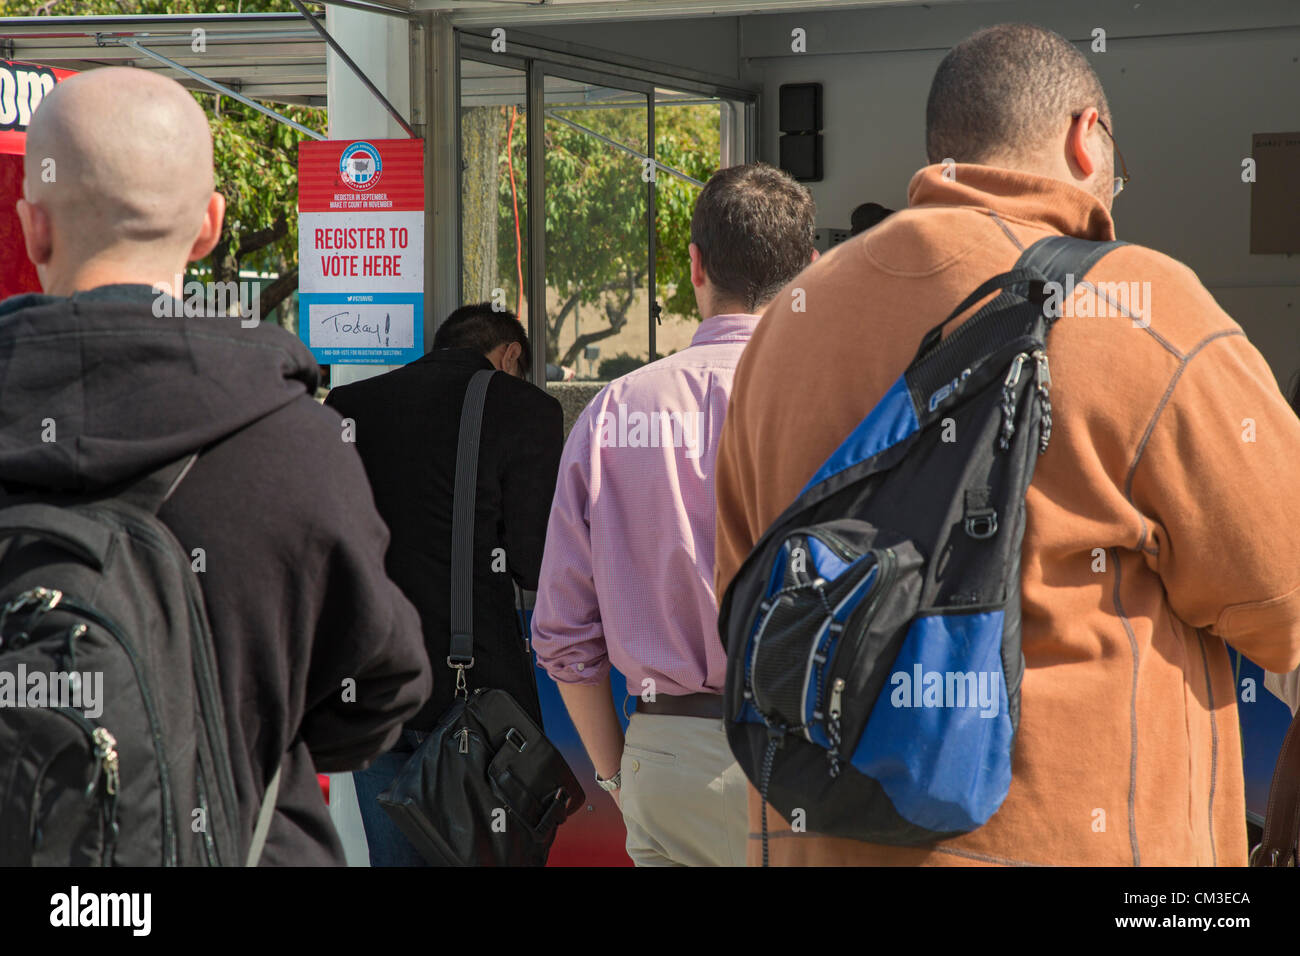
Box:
[595,769,622,792]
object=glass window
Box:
[542,74,650,385]
[460,59,529,325]
[652,88,734,356]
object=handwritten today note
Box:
[308,302,416,350]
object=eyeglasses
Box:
[1095,117,1130,198]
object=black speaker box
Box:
[780,133,823,182]
[779,83,822,133]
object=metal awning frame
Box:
[110,36,327,140]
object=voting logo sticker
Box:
[339,141,383,191]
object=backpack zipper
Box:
[824,547,898,775]
[998,352,1030,452]
[794,527,860,564]
[182,586,240,857]
[1032,348,1052,454]
[805,548,886,742]
[57,597,178,865]
[195,760,220,866]
[49,708,120,865]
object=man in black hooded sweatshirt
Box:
[2,66,431,864]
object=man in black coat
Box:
[3,67,432,865]
[325,303,564,865]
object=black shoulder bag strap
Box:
[117,453,200,513]
[913,235,1128,360]
[1013,235,1127,298]
[1253,709,1300,866]
[448,369,498,696]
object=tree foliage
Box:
[470,100,721,367]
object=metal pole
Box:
[307,0,419,19]
[290,0,418,139]
[647,92,657,363]
[427,14,460,343]
[112,38,326,140]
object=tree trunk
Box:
[558,268,642,367]
[460,106,505,304]
[261,267,299,331]
[211,233,238,287]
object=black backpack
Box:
[718,236,1125,862]
[0,455,275,866]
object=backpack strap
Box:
[448,369,498,691]
[245,764,281,867]
[1013,235,1126,289]
[0,453,200,570]
[913,236,1128,361]
[1252,709,1300,866]
[116,453,200,515]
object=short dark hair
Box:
[849,202,894,236]
[433,302,531,371]
[926,23,1109,165]
[690,162,816,312]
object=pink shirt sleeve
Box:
[530,408,611,685]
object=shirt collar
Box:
[907,163,1116,241]
[691,312,762,347]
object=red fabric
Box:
[0,156,39,299]
[0,61,77,298]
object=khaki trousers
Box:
[618,712,748,866]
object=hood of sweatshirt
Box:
[0,284,319,492]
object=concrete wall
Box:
[738,0,1300,388]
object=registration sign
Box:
[297,139,424,365]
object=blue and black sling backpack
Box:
[717,235,1126,863]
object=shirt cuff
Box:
[534,641,611,686]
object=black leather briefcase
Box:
[379,687,583,866]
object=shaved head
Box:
[19,67,221,293]
[926,24,1109,166]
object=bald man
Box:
[0,68,432,865]
[15,67,224,299]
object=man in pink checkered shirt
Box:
[532,164,817,866]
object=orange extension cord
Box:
[506,106,524,317]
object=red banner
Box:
[297,139,425,213]
[1,60,77,299]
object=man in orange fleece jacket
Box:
[714,23,1300,866]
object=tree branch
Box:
[237,214,289,259]
[558,322,625,368]
[558,267,645,366]
[260,267,299,324]
[211,234,237,286]
[547,290,582,355]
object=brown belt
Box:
[635,691,724,719]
